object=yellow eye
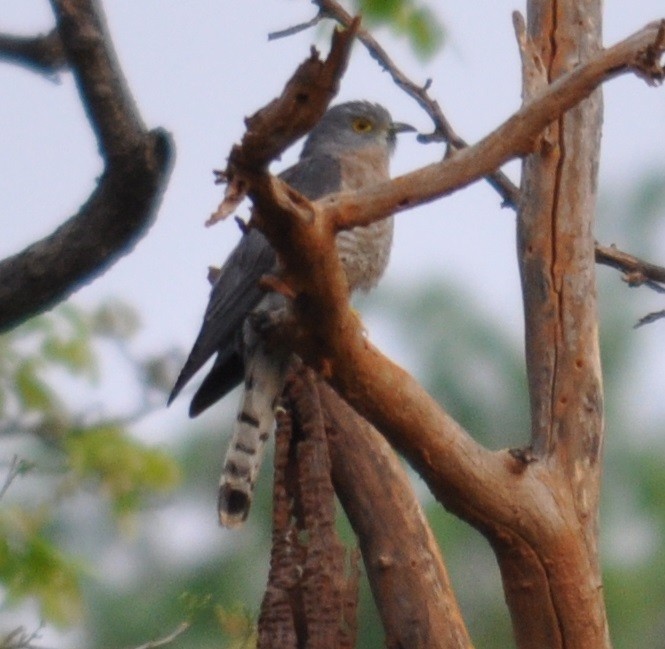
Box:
[352,117,374,133]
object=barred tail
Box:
[218,337,286,528]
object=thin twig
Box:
[0,455,22,500]
[595,243,665,289]
[128,622,190,649]
[0,624,45,649]
[312,0,521,208]
[635,310,665,327]
[268,12,324,41]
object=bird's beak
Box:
[390,121,417,135]
[387,121,416,151]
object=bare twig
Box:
[635,310,665,327]
[268,13,324,41]
[128,622,190,649]
[0,455,24,500]
[0,29,67,76]
[596,242,665,327]
[0,625,45,649]
[0,0,174,333]
[595,243,665,290]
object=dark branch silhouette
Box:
[0,0,174,333]
[0,29,67,76]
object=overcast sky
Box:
[1,0,664,428]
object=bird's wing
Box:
[168,226,276,406]
[169,153,342,414]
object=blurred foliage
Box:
[0,302,181,632]
[1,180,665,647]
[350,0,444,59]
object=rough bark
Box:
[510,0,609,645]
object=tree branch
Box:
[319,379,472,649]
[273,2,665,292]
[512,0,608,645]
[258,365,359,648]
[220,17,665,521]
[595,243,665,290]
[0,29,67,76]
[314,0,522,208]
[0,0,174,332]
[316,20,665,234]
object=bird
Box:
[168,101,414,527]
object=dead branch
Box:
[319,379,472,649]
[258,365,359,649]
[0,0,174,333]
[0,29,67,76]
[595,243,665,289]
[209,18,359,226]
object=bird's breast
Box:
[335,216,394,292]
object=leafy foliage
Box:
[352,0,444,59]
[0,303,181,630]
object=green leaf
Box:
[15,360,55,412]
[65,425,181,516]
[353,0,445,60]
[405,7,443,59]
[0,524,82,625]
[42,336,96,376]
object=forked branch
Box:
[0,0,174,332]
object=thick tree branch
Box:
[316,19,665,234]
[0,0,174,332]
[319,379,472,649]
[0,29,67,76]
[50,0,146,155]
[259,365,359,648]
[512,0,608,645]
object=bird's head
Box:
[301,101,415,158]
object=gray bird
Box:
[169,101,414,527]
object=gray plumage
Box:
[169,101,413,527]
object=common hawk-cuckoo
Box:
[169,101,413,527]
